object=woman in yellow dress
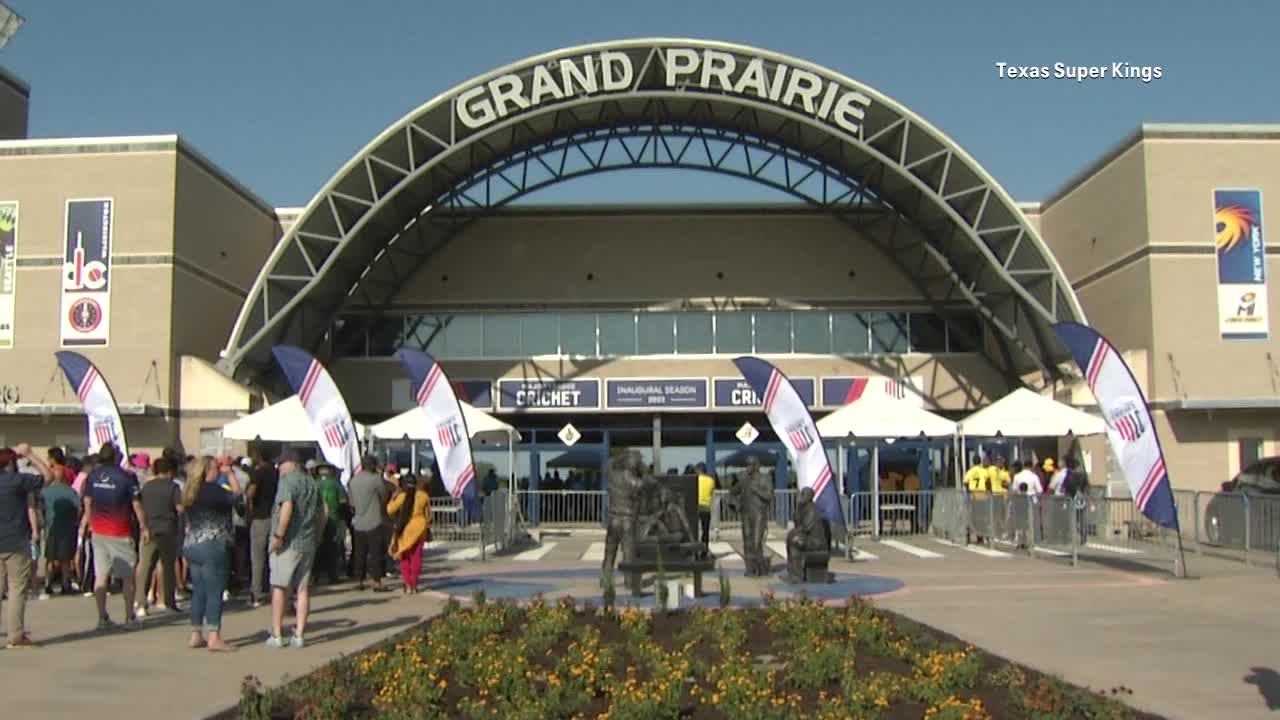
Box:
[386,474,431,595]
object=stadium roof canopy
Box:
[220,38,1086,389]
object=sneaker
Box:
[289,634,305,649]
[145,589,155,605]
[265,635,287,649]
[222,590,231,602]
[251,600,265,609]
[5,634,36,649]
[134,605,148,618]
[38,591,51,600]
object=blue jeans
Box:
[186,540,229,632]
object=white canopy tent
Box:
[816,398,958,439]
[370,402,521,444]
[371,403,521,518]
[222,395,367,442]
[815,398,957,537]
[958,387,1105,438]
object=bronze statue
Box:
[785,488,832,583]
[637,485,698,545]
[603,450,645,583]
[733,456,774,576]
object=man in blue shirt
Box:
[80,443,149,630]
[1,444,53,648]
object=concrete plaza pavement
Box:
[1,535,1276,719]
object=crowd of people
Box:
[963,453,1090,547]
[0,442,433,651]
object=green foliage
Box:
[238,676,272,720]
[788,635,849,689]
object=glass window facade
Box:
[375,308,982,359]
[637,313,676,355]
[676,313,713,354]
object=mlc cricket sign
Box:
[455,46,872,139]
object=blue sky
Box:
[3,1,1276,208]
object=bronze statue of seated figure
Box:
[784,488,834,584]
[618,482,714,597]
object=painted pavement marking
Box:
[935,538,1012,558]
[1086,542,1144,555]
[446,544,498,561]
[512,543,557,561]
[581,542,605,562]
[880,539,945,559]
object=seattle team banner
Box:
[1052,322,1178,529]
[397,349,478,499]
[61,199,114,348]
[1213,189,1268,340]
[734,356,845,532]
[0,202,16,349]
[55,350,129,457]
[272,345,362,485]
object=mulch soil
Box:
[216,600,1168,720]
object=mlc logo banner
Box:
[1213,189,1268,340]
[60,198,114,348]
[0,201,17,349]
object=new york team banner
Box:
[60,199,114,348]
[272,345,361,485]
[396,349,477,499]
[0,202,17,349]
[733,356,845,532]
[55,350,129,457]
[1214,189,1268,340]
[1053,322,1178,529]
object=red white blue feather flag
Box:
[55,351,128,457]
[272,345,361,484]
[734,356,845,533]
[1052,322,1179,530]
[395,349,476,499]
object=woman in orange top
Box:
[386,474,431,594]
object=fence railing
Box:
[443,486,1280,570]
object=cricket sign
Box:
[454,44,872,139]
[0,201,16,348]
[60,199,114,347]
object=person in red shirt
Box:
[79,443,149,630]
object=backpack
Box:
[1064,470,1087,497]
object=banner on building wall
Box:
[60,199,113,347]
[606,378,708,409]
[820,376,923,408]
[496,379,600,412]
[0,202,16,349]
[1213,189,1268,340]
[713,377,816,409]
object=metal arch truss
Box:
[221,39,1085,387]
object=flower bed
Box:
[233,594,1162,720]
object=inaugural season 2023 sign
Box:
[1213,189,1268,340]
[61,199,114,348]
[454,46,872,139]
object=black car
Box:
[1203,457,1280,550]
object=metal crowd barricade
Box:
[516,490,607,527]
[429,496,481,542]
[928,488,969,543]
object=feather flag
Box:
[733,356,845,532]
[271,345,361,484]
[395,349,477,499]
[55,351,128,457]
[1052,322,1178,529]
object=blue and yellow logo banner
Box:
[1213,189,1268,340]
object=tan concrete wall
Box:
[1142,140,1280,402]
[1039,143,1153,356]
[329,353,1005,418]
[0,416,177,458]
[0,150,179,408]
[393,211,925,306]
[170,152,279,404]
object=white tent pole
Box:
[837,443,846,496]
[872,442,881,538]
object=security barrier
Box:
[927,489,969,542]
[462,486,1280,571]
